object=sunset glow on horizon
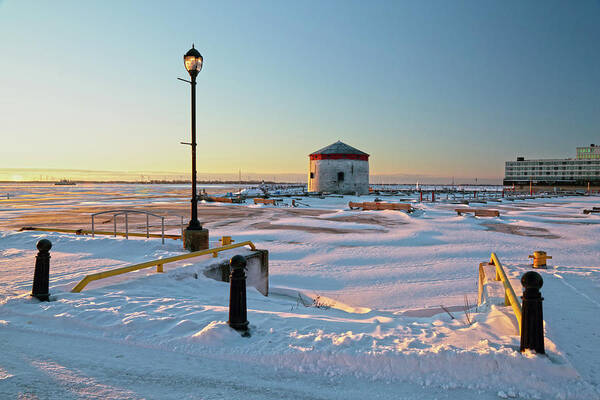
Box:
[1,1,598,183]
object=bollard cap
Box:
[36,239,52,252]
[521,271,543,289]
[230,255,247,270]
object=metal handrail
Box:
[90,209,177,243]
[71,241,256,293]
[479,253,522,334]
[91,209,165,218]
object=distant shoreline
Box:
[0,180,503,186]
[0,180,293,185]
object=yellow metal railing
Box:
[478,252,522,334]
[71,240,256,293]
[19,227,180,240]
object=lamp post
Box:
[181,44,209,251]
[184,45,203,230]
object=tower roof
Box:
[309,141,369,156]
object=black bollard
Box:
[32,239,52,301]
[520,271,545,354]
[228,255,249,334]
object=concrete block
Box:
[203,250,269,296]
[183,228,209,252]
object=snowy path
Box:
[541,265,600,394]
[0,325,499,400]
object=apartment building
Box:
[504,144,600,186]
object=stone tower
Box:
[308,141,369,195]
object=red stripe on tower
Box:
[309,154,369,161]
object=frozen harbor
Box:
[1,184,599,399]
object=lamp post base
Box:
[183,228,209,252]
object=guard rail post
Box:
[228,255,249,335]
[32,239,52,301]
[520,271,545,354]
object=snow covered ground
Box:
[1,184,599,399]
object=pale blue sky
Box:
[1,0,599,182]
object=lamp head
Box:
[184,44,203,78]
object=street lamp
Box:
[184,45,203,78]
[184,44,203,231]
[180,44,208,251]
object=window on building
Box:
[310,172,314,179]
[337,172,344,182]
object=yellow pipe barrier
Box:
[477,262,486,306]
[19,227,180,240]
[71,240,257,293]
[489,252,522,334]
